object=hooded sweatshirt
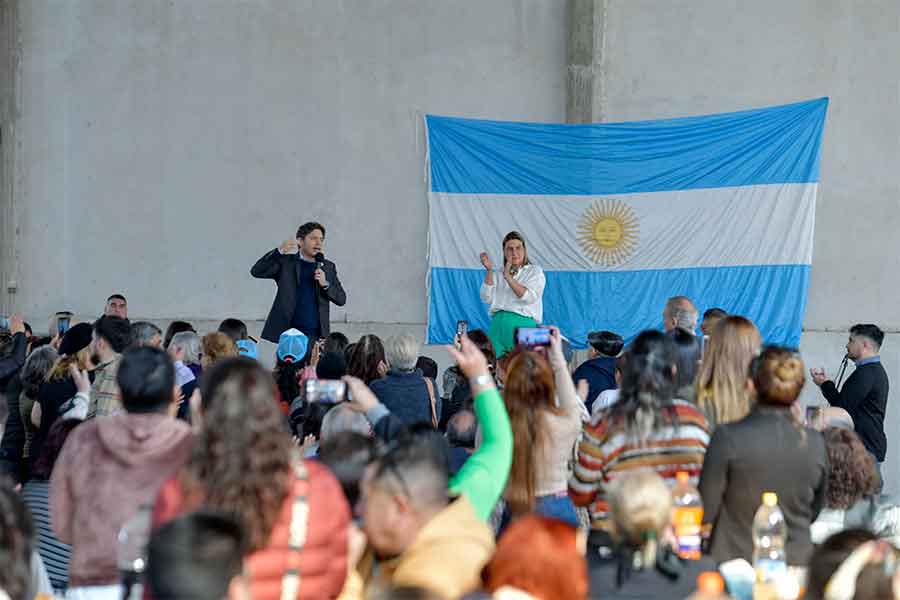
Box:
[50,412,192,587]
[363,496,495,599]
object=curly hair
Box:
[181,357,294,551]
[824,427,878,510]
[0,477,33,600]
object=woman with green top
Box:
[479,231,546,357]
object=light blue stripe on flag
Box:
[428,97,828,195]
[428,265,811,348]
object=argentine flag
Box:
[425,98,828,348]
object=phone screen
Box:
[456,320,468,337]
[58,317,71,338]
[515,327,551,347]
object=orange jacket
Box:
[153,459,350,600]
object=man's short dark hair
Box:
[587,331,624,357]
[217,318,248,342]
[117,346,175,414]
[296,221,326,239]
[323,332,350,355]
[415,356,438,380]
[850,324,885,350]
[107,293,127,304]
[146,512,246,600]
[446,410,477,449]
[131,321,162,347]
[93,315,133,353]
[371,435,449,509]
[702,307,728,321]
[319,432,376,511]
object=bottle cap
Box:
[762,492,778,506]
[676,471,689,483]
[697,572,725,594]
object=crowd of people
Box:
[0,223,896,600]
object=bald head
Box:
[663,296,698,333]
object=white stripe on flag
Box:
[429,183,815,271]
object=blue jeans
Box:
[535,493,579,527]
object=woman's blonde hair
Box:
[201,332,238,368]
[695,315,761,427]
[609,470,671,569]
[46,347,92,382]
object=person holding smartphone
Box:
[479,231,546,357]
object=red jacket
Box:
[153,459,350,600]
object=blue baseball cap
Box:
[235,339,258,360]
[277,328,309,363]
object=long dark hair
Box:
[274,358,303,406]
[612,330,679,444]
[346,335,386,385]
[181,357,294,551]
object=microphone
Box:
[314,252,325,271]
[836,353,850,389]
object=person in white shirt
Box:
[479,231,546,357]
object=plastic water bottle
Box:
[751,492,787,600]
[672,471,704,560]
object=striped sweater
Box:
[568,399,710,532]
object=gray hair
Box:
[131,321,162,347]
[170,331,201,364]
[665,296,698,332]
[320,404,371,442]
[384,334,420,372]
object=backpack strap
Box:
[280,459,310,600]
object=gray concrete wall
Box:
[5,0,567,323]
[600,0,900,494]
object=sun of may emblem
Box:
[576,199,640,266]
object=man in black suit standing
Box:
[251,221,347,347]
[811,323,889,488]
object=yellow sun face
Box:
[577,200,640,266]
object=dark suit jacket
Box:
[821,360,889,461]
[251,249,347,343]
[698,406,827,566]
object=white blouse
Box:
[479,264,546,322]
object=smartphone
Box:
[57,316,71,338]
[514,326,551,348]
[700,335,709,360]
[306,379,347,404]
[456,320,468,337]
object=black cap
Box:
[59,322,93,356]
[587,331,624,357]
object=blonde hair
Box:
[695,316,761,427]
[46,348,92,382]
[609,471,671,569]
[201,332,238,368]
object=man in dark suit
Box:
[811,323,889,487]
[251,221,347,345]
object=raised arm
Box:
[820,369,872,414]
[548,326,581,418]
[447,336,513,522]
[251,248,284,280]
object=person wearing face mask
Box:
[479,231,546,358]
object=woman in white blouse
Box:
[479,231,546,357]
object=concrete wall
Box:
[4,0,566,323]
[600,0,900,494]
